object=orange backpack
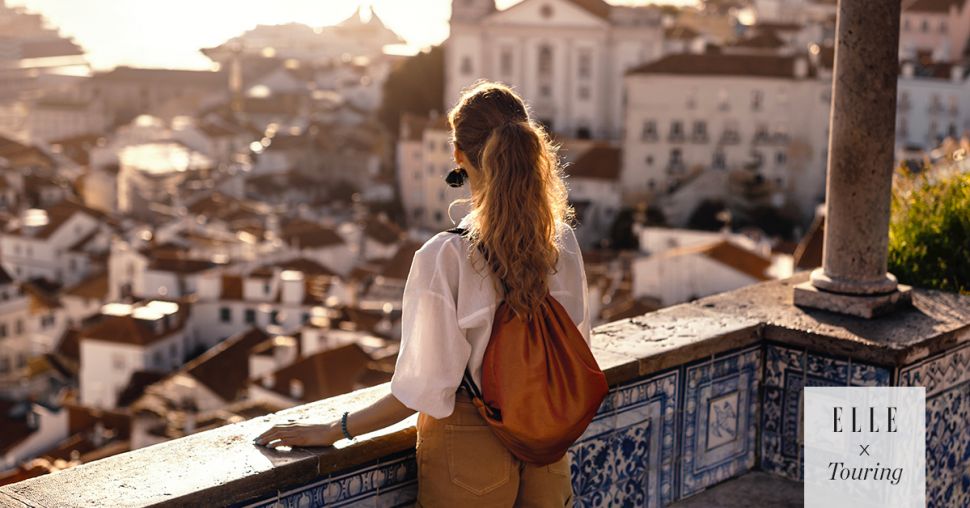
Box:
[450,228,609,466]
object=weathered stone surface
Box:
[698,273,970,366]
[0,490,31,507]
[0,385,407,508]
[669,471,802,507]
[592,305,761,377]
[793,281,912,319]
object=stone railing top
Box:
[696,272,970,366]
[2,274,968,506]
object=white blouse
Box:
[390,215,591,419]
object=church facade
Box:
[445,0,664,141]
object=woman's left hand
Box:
[253,420,341,448]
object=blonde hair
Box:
[448,81,574,318]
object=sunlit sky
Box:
[8,0,697,70]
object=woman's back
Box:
[391,216,590,420]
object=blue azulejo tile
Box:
[236,452,418,508]
[899,343,970,508]
[679,345,760,498]
[570,369,678,508]
[760,343,892,482]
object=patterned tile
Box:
[571,369,679,508]
[236,452,417,508]
[761,343,892,480]
[679,345,761,498]
[899,342,970,508]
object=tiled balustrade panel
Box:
[898,342,970,508]
[237,451,418,508]
[570,368,679,508]
[678,345,761,499]
[761,342,892,480]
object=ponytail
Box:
[448,82,573,318]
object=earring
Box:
[446,166,467,188]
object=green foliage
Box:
[888,168,970,294]
[377,46,445,138]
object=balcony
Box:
[1,274,968,507]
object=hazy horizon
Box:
[7,0,699,71]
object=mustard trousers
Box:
[415,392,574,507]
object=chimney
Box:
[289,379,304,400]
[280,270,305,305]
[261,373,274,388]
[274,336,298,367]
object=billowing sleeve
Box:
[390,236,470,419]
[570,227,592,346]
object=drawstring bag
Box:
[449,228,609,466]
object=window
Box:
[940,21,948,33]
[641,120,658,141]
[645,155,654,166]
[113,353,125,370]
[427,139,435,151]
[669,148,683,167]
[538,44,553,75]
[302,312,310,323]
[0,357,7,373]
[245,308,256,324]
[170,343,178,361]
[669,120,684,141]
[270,310,279,325]
[220,307,231,323]
[921,19,929,32]
[414,170,420,181]
[578,86,590,100]
[0,324,6,338]
[776,151,787,165]
[434,211,443,223]
[460,56,473,75]
[751,90,763,111]
[904,18,911,31]
[263,282,271,295]
[692,121,708,142]
[647,179,656,190]
[540,3,553,18]
[578,49,592,78]
[540,84,552,97]
[153,350,163,367]
[576,126,591,139]
[500,48,513,76]
[14,320,23,335]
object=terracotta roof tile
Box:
[80,304,189,347]
[662,239,772,281]
[182,328,269,402]
[380,240,422,281]
[364,215,404,245]
[906,0,966,13]
[64,271,108,300]
[629,53,813,79]
[261,343,373,403]
[115,370,168,408]
[567,144,622,181]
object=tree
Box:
[377,45,445,138]
[888,168,970,294]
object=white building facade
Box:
[446,0,664,140]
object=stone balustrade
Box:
[1,273,968,507]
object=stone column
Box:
[794,0,912,318]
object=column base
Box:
[792,281,913,319]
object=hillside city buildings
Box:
[0,0,968,486]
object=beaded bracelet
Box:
[341,411,354,440]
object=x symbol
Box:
[859,444,871,456]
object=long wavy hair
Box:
[448,81,574,318]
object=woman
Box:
[254,81,590,506]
